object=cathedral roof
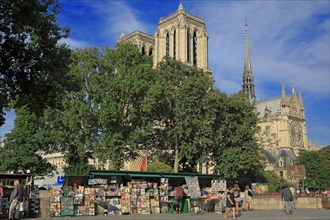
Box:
[263,150,277,165]
[158,3,205,26]
[255,97,281,118]
[117,30,155,44]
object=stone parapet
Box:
[247,196,322,209]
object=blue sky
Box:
[1,0,329,146]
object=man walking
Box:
[174,184,184,214]
[282,185,293,215]
[9,179,24,219]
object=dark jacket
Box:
[282,187,293,201]
[9,184,24,203]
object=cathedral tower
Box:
[154,3,210,72]
[242,18,256,103]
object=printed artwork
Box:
[185,176,201,198]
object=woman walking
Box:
[224,186,237,220]
[244,185,253,211]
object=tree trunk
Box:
[174,132,180,173]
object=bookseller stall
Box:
[49,170,226,217]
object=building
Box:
[242,20,315,179]
[117,2,211,73]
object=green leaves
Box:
[0,107,55,177]
[209,93,263,179]
[0,0,71,125]
[296,150,330,189]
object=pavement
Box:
[17,209,330,220]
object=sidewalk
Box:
[24,209,330,220]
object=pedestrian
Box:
[224,186,237,220]
[174,184,184,214]
[244,185,253,211]
[281,185,293,215]
[234,183,241,214]
[289,186,297,209]
[0,181,3,215]
[9,179,24,220]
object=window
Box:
[141,46,146,56]
[193,31,197,66]
[173,29,176,58]
[166,33,169,56]
[279,160,283,167]
[149,48,153,56]
[187,29,190,62]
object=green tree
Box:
[210,93,264,179]
[0,107,54,176]
[91,43,155,169]
[153,58,215,172]
[296,150,330,189]
[260,170,286,192]
[148,161,174,173]
[319,145,330,164]
[0,0,71,125]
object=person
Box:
[244,185,253,211]
[289,186,297,209]
[281,185,293,215]
[9,179,24,220]
[174,185,184,214]
[0,181,3,215]
[224,186,237,220]
[233,183,241,213]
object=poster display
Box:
[251,183,269,194]
[49,189,61,217]
[211,179,226,192]
[185,176,201,198]
[60,197,74,216]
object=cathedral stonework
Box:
[254,84,314,179]
[117,3,211,73]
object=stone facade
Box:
[241,18,314,180]
[255,84,314,179]
[117,3,211,73]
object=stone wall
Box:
[247,196,322,209]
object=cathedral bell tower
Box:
[154,3,211,72]
[242,18,256,104]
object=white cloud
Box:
[189,1,330,98]
[58,37,90,49]
[87,1,154,42]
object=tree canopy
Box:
[0,107,55,177]
[209,92,264,179]
[296,150,330,189]
[1,42,264,178]
[0,0,71,125]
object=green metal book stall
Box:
[48,170,227,217]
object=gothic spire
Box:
[177,1,184,12]
[298,88,304,107]
[281,82,286,98]
[242,17,256,103]
[291,82,295,94]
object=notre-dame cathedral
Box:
[118,3,316,179]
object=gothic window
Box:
[187,29,190,63]
[193,31,197,66]
[141,45,146,56]
[166,33,169,56]
[149,48,153,56]
[289,120,304,148]
[173,29,176,58]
